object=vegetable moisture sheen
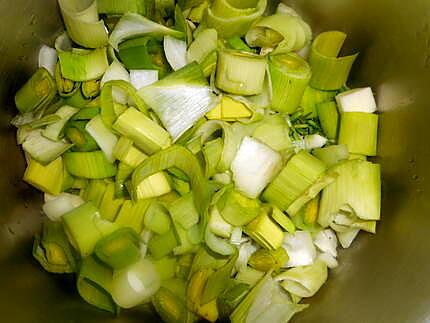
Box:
[13,1,382,323]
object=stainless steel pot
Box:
[1,0,429,322]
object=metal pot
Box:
[1,0,429,322]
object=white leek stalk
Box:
[313,229,337,257]
[336,87,377,113]
[38,45,57,76]
[282,231,316,267]
[304,134,328,150]
[85,115,119,162]
[43,193,84,222]
[101,61,131,105]
[130,70,159,90]
[164,36,188,71]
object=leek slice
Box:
[94,228,141,269]
[55,62,80,98]
[58,0,108,48]
[218,283,250,320]
[276,260,328,298]
[109,13,184,50]
[33,219,77,273]
[208,207,233,238]
[269,53,311,113]
[138,62,219,141]
[148,230,178,259]
[202,138,224,177]
[300,86,338,118]
[206,96,253,121]
[113,137,147,167]
[235,266,264,287]
[144,202,171,235]
[231,136,282,198]
[65,121,99,152]
[215,50,267,96]
[15,68,56,114]
[100,61,130,105]
[270,206,295,234]
[153,287,190,323]
[43,105,79,141]
[86,115,118,162]
[83,179,108,207]
[130,70,159,90]
[316,101,339,140]
[115,199,152,234]
[249,247,289,272]
[81,79,101,99]
[23,157,64,195]
[187,29,218,64]
[168,192,200,229]
[135,172,172,200]
[164,35,188,71]
[245,13,311,54]
[98,182,125,221]
[245,212,285,250]
[58,48,109,82]
[64,151,117,179]
[227,36,253,52]
[309,31,358,90]
[314,229,338,258]
[113,107,171,154]
[39,45,58,76]
[22,130,73,165]
[43,192,84,221]
[97,0,147,15]
[313,145,349,167]
[200,50,218,77]
[318,159,381,226]
[217,188,260,226]
[205,227,235,256]
[282,231,316,267]
[336,87,377,113]
[338,112,379,156]
[251,115,292,151]
[205,0,267,38]
[77,256,118,313]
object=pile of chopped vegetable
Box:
[13,0,381,322]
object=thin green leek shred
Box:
[201,249,238,304]
[118,37,171,76]
[77,256,118,314]
[94,228,141,270]
[64,151,117,179]
[99,183,125,221]
[58,48,109,82]
[313,144,349,167]
[144,201,172,235]
[33,219,77,273]
[83,179,108,208]
[97,0,147,15]
[205,0,268,38]
[215,50,267,96]
[217,189,260,226]
[65,121,99,152]
[23,157,64,195]
[168,192,200,229]
[269,53,311,113]
[55,63,80,98]
[15,68,56,114]
[309,31,358,90]
[58,0,108,48]
[317,101,340,140]
[300,86,338,118]
[115,199,152,234]
[338,112,379,156]
[270,206,296,233]
[148,230,179,259]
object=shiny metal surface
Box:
[0,0,430,322]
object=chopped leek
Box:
[336,87,377,113]
[215,50,267,96]
[313,144,349,167]
[316,101,339,140]
[283,231,317,267]
[208,207,233,238]
[97,0,147,15]
[86,115,118,162]
[130,70,159,90]
[164,36,188,71]
[270,206,296,233]
[338,112,379,156]
[153,287,189,323]
[64,151,117,179]
[15,68,56,114]
[309,31,358,90]
[43,192,84,221]
[217,188,260,226]
[206,96,253,121]
[148,230,178,259]
[144,202,171,235]
[187,29,218,64]
[98,182,125,221]
[269,53,312,113]
[24,157,64,195]
[100,61,130,105]
[115,199,152,234]
[138,62,219,141]
[245,211,284,250]
[251,115,292,151]
[55,62,80,98]
[168,192,200,229]
[43,105,79,141]
[249,247,289,272]
[39,45,58,77]
[109,13,184,50]
[300,86,338,117]
[58,0,108,48]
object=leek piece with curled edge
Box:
[24,157,64,195]
[144,202,171,235]
[43,105,79,141]
[205,0,267,38]
[148,230,178,259]
[338,112,379,156]
[33,219,77,273]
[63,202,117,256]
[15,68,56,114]
[97,0,147,15]
[187,29,218,64]
[100,61,130,105]
[39,45,57,76]
[208,207,233,238]
[317,101,339,140]
[152,257,177,281]
[85,115,118,162]
[138,62,219,141]
[101,80,149,128]
[65,121,99,152]
[251,115,292,151]
[217,188,260,226]
[318,159,381,227]
[168,192,200,229]
[205,227,235,256]
[231,136,282,199]
[43,193,84,222]
[263,150,330,215]
[118,37,170,76]
[202,137,223,177]
[94,228,141,270]
[64,151,117,179]
[300,86,338,118]
[313,144,349,167]
[113,137,147,167]
[58,48,109,82]
[336,87,377,113]
[22,130,73,165]
[99,182,125,221]
[77,256,118,314]
[58,0,108,48]
[55,63,80,98]
[269,53,311,113]
[276,260,328,298]
[309,31,358,90]
[245,211,284,250]
[164,35,188,71]
[215,50,267,96]
[245,13,312,54]
[115,199,152,234]
[113,107,171,154]
[109,13,185,50]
